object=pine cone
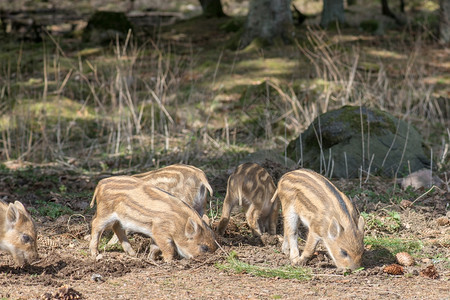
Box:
[400,199,413,208]
[383,264,404,275]
[436,216,449,226]
[420,265,439,279]
[395,252,415,266]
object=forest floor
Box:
[0,1,449,299]
[0,162,448,300]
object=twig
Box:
[364,154,375,183]
[313,273,344,277]
[344,151,348,179]
[411,185,442,205]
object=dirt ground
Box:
[0,162,449,300]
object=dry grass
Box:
[0,25,448,175]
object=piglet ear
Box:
[6,203,20,228]
[14,201,27,212]
[328,217,342,240]
[185,217,199,239]
[202,214,211,226]
[358,215,365,232]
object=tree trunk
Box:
[399,0,405,12]
[320,0,345,28]
[381,0,405,24]
[440,0,450,44]
[381,0,397,19]
[241,0,293,48]
[199,0,226,18]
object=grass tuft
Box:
[215,251,312,280]
[365,236,423,255]
[361,210,402,233]
[29,199,73,219]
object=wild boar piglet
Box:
[107,164,213,246]
[89,176,217,262]
[133,164,212,217]
[0,200,38,265]
[273,169,365,270]
[217,163,280,236]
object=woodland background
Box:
[0,0,449,299]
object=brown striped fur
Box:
[217,163,280,236]
[0,201,38,265]
[272,169,365,270]
[132,164,213,217]
[89,176,217,261]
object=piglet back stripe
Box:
[322,178,350,218]
[283,169,351,219]
[301,169,352,220]
[281,172,324,213]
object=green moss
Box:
[365,236,423,255]
[225,29,244,50]
[332,105,396,135]
[219,18,245,33]
[241,37,267,53]
[216,251,312,280]
[28,199,73,219]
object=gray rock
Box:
[398,169,443,190]
[239,149,296,167]
[287,106,430,178]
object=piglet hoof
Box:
[90,251,99,260]
[149,245,162,261]
[281,241,290,255]
[162,255,175,265]
[291,256,307,266]
[251,229,262,237]
[290,256,301,265]
[123,248,136,257]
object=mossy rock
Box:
[82,11,133,44]
[240,150,296,167]
[287,106,430,178]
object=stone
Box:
[398,169,443,190]
[287,106,430,178]
[239,149,296,167]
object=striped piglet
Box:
[272,169,365,270]
[89,176,217,262]
[217,163,280,236]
